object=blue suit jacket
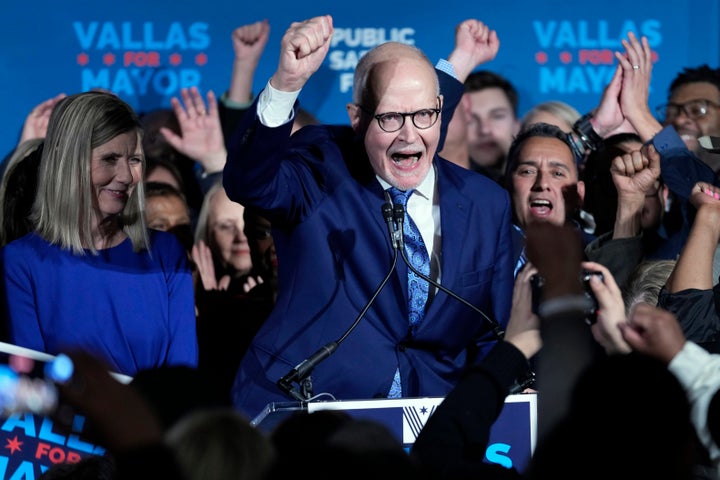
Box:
[224,71,515,420]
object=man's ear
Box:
[347,103,362,131]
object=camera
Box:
[530,270,604,325]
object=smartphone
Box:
[0,344,74,417]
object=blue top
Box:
[1,230,198,376]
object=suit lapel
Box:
[427,161,471,317]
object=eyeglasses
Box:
[656,99,720,121]
[357,98,441,133]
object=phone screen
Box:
[0,350,74,417]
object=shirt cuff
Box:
[435,59,457,79]
[257,82,300,128]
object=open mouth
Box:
[391,152,421,167]
[530,199,552,216]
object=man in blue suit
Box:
[224,14,515,420]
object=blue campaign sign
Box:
[0,1,718,161]
[0,413,105,480]
[307,394,537,473]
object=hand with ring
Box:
[161,86,228,174]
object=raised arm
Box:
[665,182,720,292]
[446,19,499,83]
[572,32,654,155]
[270,15,334,93]
[227,19,270,104]
[615,32,662,142]
[609,143,662,239]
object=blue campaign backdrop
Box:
[1,0,719,161]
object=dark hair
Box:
[139,108,204,213]
[0,140,43,246]
[145,156,186,191]
[464,70,519,116]
[144,180,187,202]
[668,64,720,97]
[504,122,579,190]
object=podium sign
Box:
[254,394,537,473]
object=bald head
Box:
[352,42,439,109]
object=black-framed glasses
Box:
[357,97,441,132]
[656,99,720,121]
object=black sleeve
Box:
[658,285,720,352]
[218,100,250,150]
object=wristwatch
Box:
[572,112,604,152]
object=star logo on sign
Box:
[5,436,22,455]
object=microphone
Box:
[392,204,505,339]
[277,202,400,402]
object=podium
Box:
[253,394,537,473]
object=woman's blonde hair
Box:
[32,91,149,255]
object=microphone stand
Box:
[276,203,400,402]
[392,204,505,340]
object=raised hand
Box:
[615,32,660,142]
[610,143,662,229]
[591,64,629,137]
[19,93,67,144]
[447,19,500,82]
[270,15,334,92]
[232,19,271,66]
[191,239,231,291]
[611,144,661,197]
[665,181,720,292]
[161,86,227,174]
[689,181,720,210]
[228,19,271,104]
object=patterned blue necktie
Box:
[387,187,431,399]
[389,187,430,328]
